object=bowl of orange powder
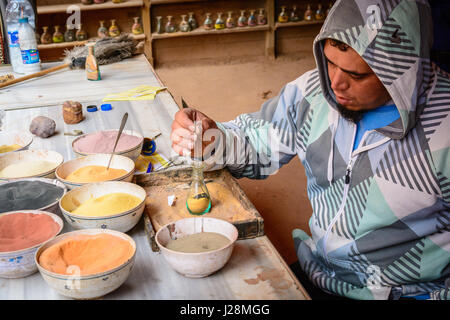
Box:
[59,181,147,232]
[0,210,63,278]
[0,131,33,155]
[55,154,135,190]
[35,229,136,299]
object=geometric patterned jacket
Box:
[213,0,450,299]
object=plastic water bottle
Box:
[18,17,41,74]
[5,0,36,74]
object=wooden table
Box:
[0,55,310,300]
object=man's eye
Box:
[350,74,364,80]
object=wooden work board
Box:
[135,168,265,252]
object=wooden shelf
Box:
[152,24,269,40]
[37,0,144,14]
[38,33,145,50]
[274,20,323,30]
[151,0,204,4]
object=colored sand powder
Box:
[0,160,58,178]
[73,130,143,154]
[65,165,128,183]
[38,233,134,276]
[0,212,60,252]
[166,232,230,253]
[71,193,142,217]
[0,144,22,154]
[0,180,65,213]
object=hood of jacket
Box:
[313,0,434,139]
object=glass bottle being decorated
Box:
[290,5,301,22]
[203,13,213,30]
[75,24,88,41]
[315,4,325,20]
[165,16,176,33]
[64,25,75,42]
[179,14,191,32]
[304,4,313,21]
[132,16,143,35]
[52,25,64,43]
[40,26,52,44]
[226,11,235,28]
[188,12,198,30]
[109,19,120,37]
[257,8,267,25]
[186,160,212,215]
[85,42,101,81]
[97,20,108,38]
[278,6,289,23]
[214,12,225,30]
[237,10,247,27]
[247,10,257,27]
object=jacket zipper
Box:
[322,124,357,271]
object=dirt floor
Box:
[156,53,316,264]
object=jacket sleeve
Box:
[204,77,307,179]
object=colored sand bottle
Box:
[132,17,143,35]
[248,10,257,26]
[186,160,211,215]
[97,20,108,38]
[109,19,120,37]
[278,6,289,23]
[215,12,225,30]
[188,12,198,30]
[180,14,191,32]
[315,4,325,20]
[290,5,301,22]
[76,24,88,41]
[165,16,176,33]
[156,16,163,34]
[203,13,213,30]
[237,10,246,27]
[304,4,313,21]
[85,42,101,81]
[52,25,64,43]
[40,26,52,44]
[226,11,235,28]
[64,24,76,42]
[257,8,267,25]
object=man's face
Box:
[323,39,391,120]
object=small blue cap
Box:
[87,105,98,112]
[100,103,112,111]
[19,17,29,23]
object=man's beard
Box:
[336,103,364,123]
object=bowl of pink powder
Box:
[0,210,63,278]
[72,130,144,162]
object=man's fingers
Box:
[172,143,192,157]
[175,108,197,130]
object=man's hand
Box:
[171,108,219,157]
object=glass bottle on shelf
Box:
[278,6,289,23]
[40,26,52,44]
[203,13,213,30]
[155,16,164,34]
[132,16,143,35]
[81,0,93,4]
[186,160,212,215]
[247,10,257,27]
[214,12,225,30]
[304,4,314,21]
[179,14,191,32]
[93,0,104,3]
[290,5,300,22]
[109,19,120,37]
[112,0,122,3]
[97,20,108,38]
[226,11,235,28]
[188,12,198,30]
[52,25,64,43]
[315,4,325,20]
[165,16,176,33]
[64,24,76,42]
[75,24,88,41]
[257,8,267,25]
[237,10,246,27]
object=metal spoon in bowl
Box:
[106,112,128,170]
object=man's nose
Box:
[330,69,349,92]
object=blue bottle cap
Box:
[87,105,98,112]
[142,138,156,156]
[100,103,112,111]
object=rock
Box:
[63,100,83,124]
[29,116,56,138]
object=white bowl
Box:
[0,131,33,155]
[0,149,64,181]
[59,181,146,232]
[0,178,67,214]
[55,154,135,190]
[35,229,136,299]
[0,210,63,279]
[156,217,238,278]
[72,130,144,162]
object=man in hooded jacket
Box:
[171,0,449,300]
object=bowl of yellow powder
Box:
[35,229,136,299]
[0,131,33,155]
[0,149,64,181]
[156,217,238,278]
[55,154,135,190]
[59,181,147,232]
